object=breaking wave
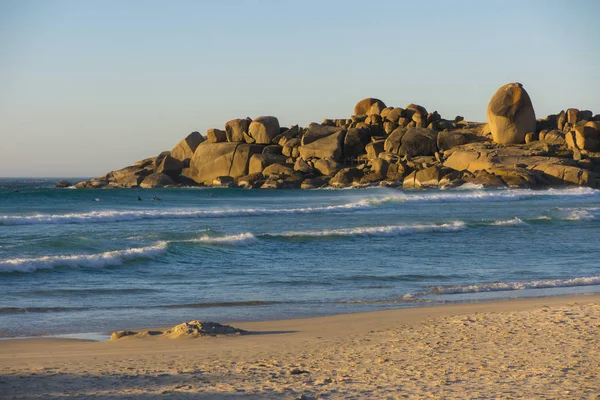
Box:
[563,209,597,221]
[491,217,530,227]
[1,187,596,226]
[0,203,373,225]
[0,242,168,273]
[269,221,467,238]
[368,186,598,206]
[192,233,257,245]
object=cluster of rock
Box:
[110,320,245,340]
[77,82,600,190]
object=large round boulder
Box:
[487,82,536,144]
[248,116,280,144]
[353,98,387,116]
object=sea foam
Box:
[491,217,530,227]
[193,233,257,245]
[426,275,600,295]
[271,221,467,238]
[564,209,597,221]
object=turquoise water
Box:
[1,178,600,338]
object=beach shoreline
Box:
[2,294,599,399]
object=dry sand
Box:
[1,295,599,399]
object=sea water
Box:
[1,178,599,337]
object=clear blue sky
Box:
[1,0,599,177]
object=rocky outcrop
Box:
[77,94,600,190]
[55,180,72,188]
[443,143,600,188]
[487,82,536,144]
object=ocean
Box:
[1,178,600,338]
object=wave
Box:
[2,215,538,273]
[424,275,600,295]
[192,233,257,245]
[564,209,597,221]
[0,242,168,273]
[336,273,463,282]
[491,217,529,227]
[2,187,596,226]
[0,202,373,225]
[368,186,598,206]
[268,221,467,238]
[531,216,552,221]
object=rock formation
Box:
[487,82,536,144]
[111,320,245,340]
[77,89,600,190]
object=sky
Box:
[1,0,599,177]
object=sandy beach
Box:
[1,295,599,399]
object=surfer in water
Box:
[153,194,160,201]
[137,196,142,201]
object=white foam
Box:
[491,217,529,227]
[0,242,168,273]
[427,275,600,295]
[193,233,257,245]
[565,209,596,221]
[369,186,598,205]
[273,221,467,238]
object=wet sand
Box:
[1,294,599,399]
